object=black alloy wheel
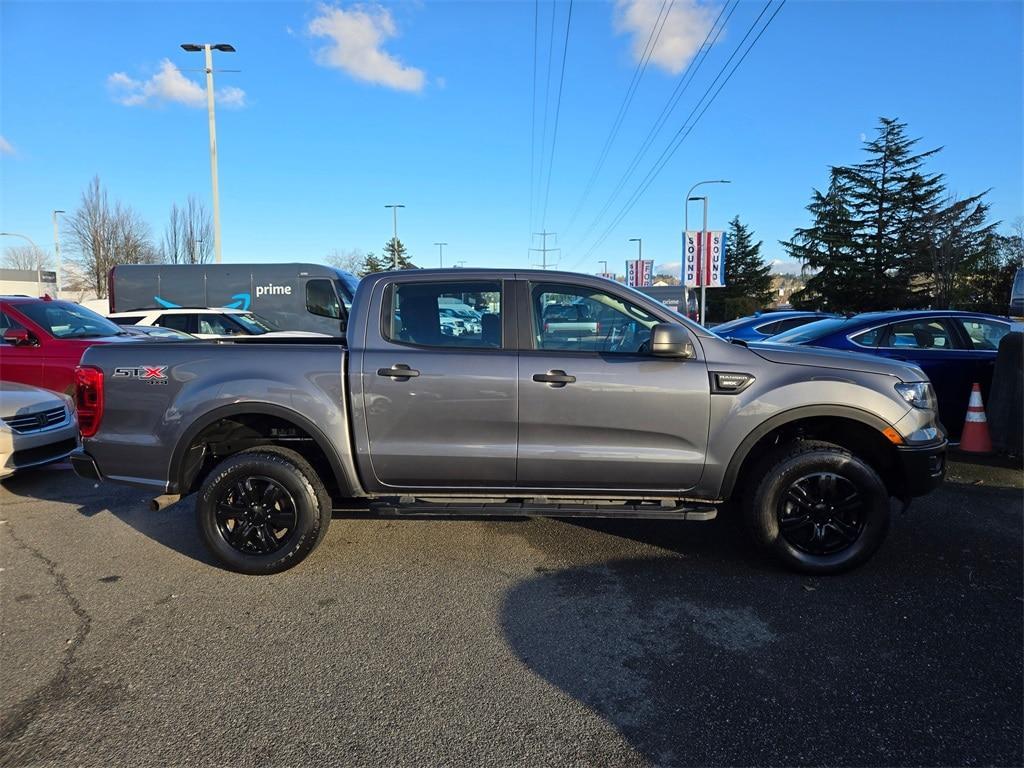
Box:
[777,472,865,556]
[214,476,298,554]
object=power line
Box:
[533,0,558,234]
[563,0,674,235]
[540,0,574,229]
[573,0,786,265]
[567,0,737,257]
[528,0,540,236]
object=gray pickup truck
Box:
[71,269,947,575]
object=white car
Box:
[107,308,328,340]
[0,382,79,479]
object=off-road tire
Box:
[196,446,331,574]
[743,440,890,574]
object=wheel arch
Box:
[720,405,903,500]
[168,402,359,501]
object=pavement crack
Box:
[0,522,93,750]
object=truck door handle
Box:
[378,364,420,380]
[533,370,576,387]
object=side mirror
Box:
[2,328,35,347]
[650,323,695,358]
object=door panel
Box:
[359,279,516,488]
[517,352,709,490]
[517,281,709,491]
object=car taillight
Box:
[75,366,104,438]
[543,322,550,333]
[596,321,601,333]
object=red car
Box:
[0,296,145,395]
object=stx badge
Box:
[113,365,168,385]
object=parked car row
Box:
[718,309,1012,439]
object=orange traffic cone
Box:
[960,383,993,454]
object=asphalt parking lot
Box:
[1,456,1021,768]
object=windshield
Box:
[16,301,124,339]
[232,312,279,334]
[769,317,853,344]
[336,275,359,311]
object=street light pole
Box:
[434,242,447,268]
[181,42,236,264]
[52,210,65,296]
[0,231,43,295]
[683,179,730,323]
[598,260,608,276]
[385,204,405,269]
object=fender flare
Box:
[718,404,898,498]
[167,402,358,498]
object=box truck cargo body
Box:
[109,263,359,336]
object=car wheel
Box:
[196,446,331,574]
[744,440,890,574]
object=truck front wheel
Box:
[196,446,331,574]
[743,440,890,574]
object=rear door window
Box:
[155,314,196,334]
[384,281,502,349]
[110,315,145,325]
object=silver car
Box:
[0,381,79,479]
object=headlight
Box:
[895,382,936,409]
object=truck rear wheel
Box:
[743,440,890,574]
[196,446,331,574]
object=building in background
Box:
[0,268,57,297]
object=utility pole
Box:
[52,209,65,296]
[434,242,447,268]
[530,230,560,270]
[385,204,405,269]
[181,42,236,264]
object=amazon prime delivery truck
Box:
[108,263,360,336]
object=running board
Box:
[367,500,718,521]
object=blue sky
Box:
[2,0,1021,276]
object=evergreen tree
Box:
[358,251,388,276]
[844,117,945,309]
[713,216,773,320]
[922,192,997,308]
[383,238,416,270]
[783,168,862,311]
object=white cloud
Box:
[0,136,14,156]
[108,59,246,108]
[615,0,719,75]
[308,3,426,92]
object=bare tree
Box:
[66,176,158,297]
[163,196,212,264]
[2,245,54,271]
[325,248,364,273]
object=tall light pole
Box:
[684,179,730,323]
[384,204,405,269]
[434,242,447,268]
[52,210,65,296]
[598,260,608,276]
[0,231,44,295]
[181,42,235,264]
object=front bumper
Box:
[895,438,947,497]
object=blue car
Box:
[769,310,1013,439]
[711,311,839,342]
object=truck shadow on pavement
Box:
[500,485,1023,767]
